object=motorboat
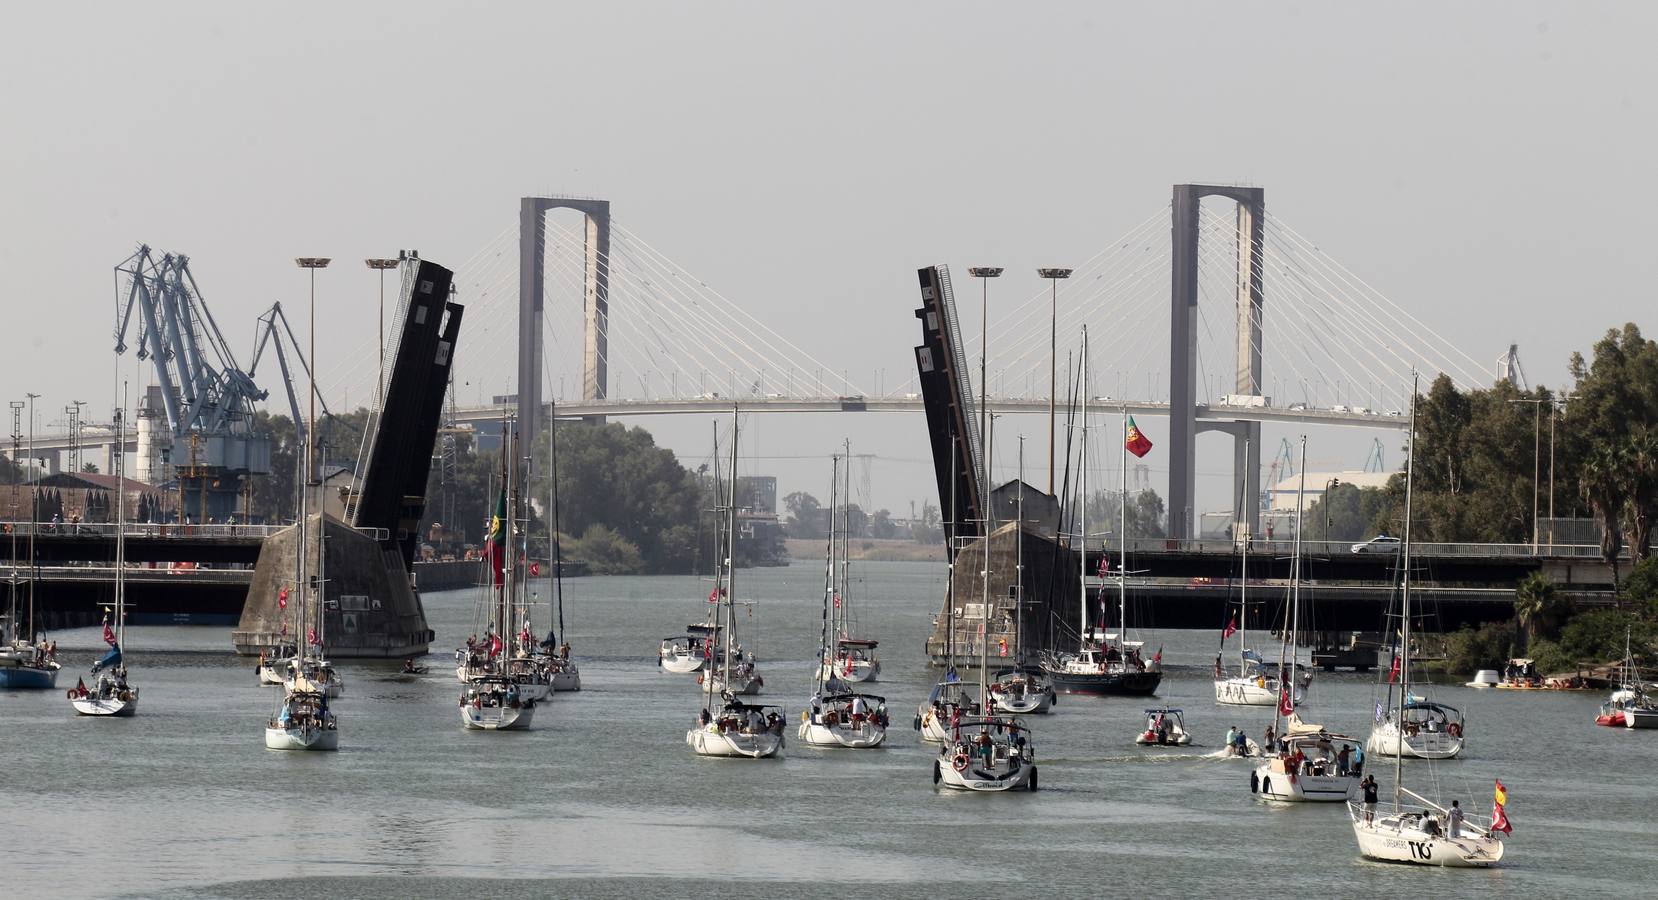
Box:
[799,690,888,748]
[1494,658,1544,690]
[1369,700,1465,759]
[265,685,339,750]
[1135,707,1192,747]
[0,636,61,689]
[916,679,980,744]
[989,665,1055,715]
[1465,669,1500,689]
[934,717,1037,792]
[687,696,785,758]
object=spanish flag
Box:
[1125,416,1153,458]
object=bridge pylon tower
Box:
[519,196,612,445]
[1169,184,1266,542]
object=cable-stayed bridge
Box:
[21,185,1496,540]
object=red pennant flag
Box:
[488,634,503,658]
[708,587,721,603]
[833,594,841,609]
[278,585,289,610]
[1387,654,1401,684]
[1153,645,1163,665]
[306,627,318,646]
[1279,687,1295,717]
[1125,416,1154,458]
[102,620,118,648]
[1221,615,1238,641]
[529,561,541,577]
[1492,802,1512,835]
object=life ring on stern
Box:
[1447,722,1462,738]
[952,753,970,772]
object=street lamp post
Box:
[967,267,1003,500]
[1038,268,1072,496]
[1323,477,1341,545]
[365,258,400,410]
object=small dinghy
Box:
[1135,707,1192,747]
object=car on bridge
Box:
[1350,535,1401,554]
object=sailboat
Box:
[1350,380,1508,866]
[539,399,580,692]
[800,452,888,749]
[688,409,783,758]
[68,404,138,716]
[281,517,344,700]
[266,339,341,752]
[815,442,880,684]
[460,425,543,729]
[1,419,60,690]
[934,409,1037,792]
[916,419,980,743]
[1214,453,1302,707]
[1043,341,1161,696]
[989,438,1054,714]
[1250,438,1362,802]
[1368,557,1465,757]
[1597,631,1656,728]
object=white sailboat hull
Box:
[461,702,535,730]
[1215,677,1296,706]
[1350,804,1505,867]
[258,661,289,686]
[1254,762,1358,802]
[660,652,708,675]
[265,725,339,751]
[1367,721,1463,759]
[818,658,880,683]
[549,666,582,692]
[701,671,762,696]
[917,706,955,744]
[686,726,783,758]
[797,717,886,748]
[1625,707,1658,729]
[70,693,138,717]
[935,755,1034,791]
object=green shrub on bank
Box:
[1444,622,1515,675]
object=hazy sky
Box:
[4,2,1653,519]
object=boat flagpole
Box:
[1239,439,1249,676]
[1078,328,1089,653]
[1118,403,1128,651]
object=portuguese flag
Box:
[485,489,507,588]
[1125,416,1153,458]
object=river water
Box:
[3,560,1653,898]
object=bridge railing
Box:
[0,522,285,539]
[1106,538,1613,559]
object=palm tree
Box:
[1513,571,1560,652]
[1622,426,1658,565]
[1580,445,1627,593]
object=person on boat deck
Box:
[1421,812,1441,837]
[1336,744,1351,776]
[1262,725,1275,754]
[1224,726,1237,751]
[1447,800,1464,838]
[849,694,867,724]
[1361,776,1379,823]
[975,729,994,765]
[1352,743,1364,774]
[698,707,711,728]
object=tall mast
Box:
[1238,440,1249,675]
[817,455,838,693]
[1396,374,1419,800]
[1015,437,1025,664]
[1077,329,1089,652]
[26,393,36,644]
[946,419,957,669]
[723,407,738,688]
[981,410,994,698]
[1118,404,1128,649]
[114,399,126,647]
[1289,437,1308,707]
